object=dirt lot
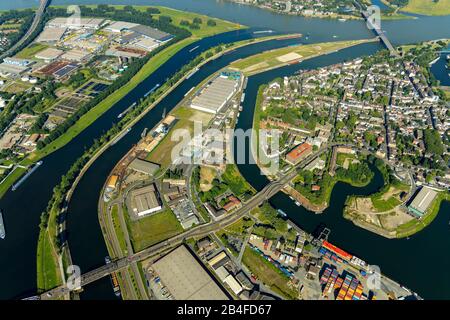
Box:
[199,166,216,192]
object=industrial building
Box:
[130,24,172,42]
[128,184,162,218]
[133,38,160,52]
[105,21,139,33]
[36,27,67,43]
[60,49,91,62]
[35,47,64,62]
[408,186,438,218]
[48,17,105,30]
[285,142,312,165]
[152,245,229,300]
[128,158,160,175]
[0,63,30,76]
[190,72,241,114]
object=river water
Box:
[0,0,449,300]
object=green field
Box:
[221,164,256,198]
[15,43,49,59]
[36,231,62,292]
[242,247,297,299]
[370,179,410,212]
[111,204,128,255]
[126,209,183,252]
[401,0,450,16]
[100,5,243,38]
[146,107,213,168]
[230,39,374,75]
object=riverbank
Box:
[0,5,244,200]
[401,0,450,16]
[230,38,377,75]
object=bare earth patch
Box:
[199,166,217,192]
[276,52,303,63]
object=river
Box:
[0,0,449,300]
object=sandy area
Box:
[199,166,216,192]
[276,52,302,63]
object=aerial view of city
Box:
[0,0,449,311]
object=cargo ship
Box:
[11,161,43,191]
[111,127,131,146]
[105,256,121,297]
[144,83,160,98]
[186,67,199,80]
[0,210,5,239]
[117,102,136,119]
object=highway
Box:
[40,143,341,299]
[0,0,50,60]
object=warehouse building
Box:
[48,17,105,30]
[104,21,139,33]
[128,158,160,175]
[130,24,172,42]
[61,49,91,62]
[35,47,64,62]
[127,184,162,218]
[408,186,438,218]
[133,38,160,52]
[36,27,67,43]
[0,63,30,76]
[190,73,241,114]
[152,245,229,300]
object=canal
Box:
[0,0,448,300]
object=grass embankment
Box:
[242,247,297,299]
[230,39,375,75]
[111,204,128,255]
[401,0,450,16]
[125,208,183,252]
[0,167,26,198]
[36,231,62,292]
[396,191,450,238]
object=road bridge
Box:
[360,10,398,56]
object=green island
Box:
[229,39,376,75]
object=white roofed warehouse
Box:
[190,71,242,114]
[151,245,229,300]
[407,186,438,218]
